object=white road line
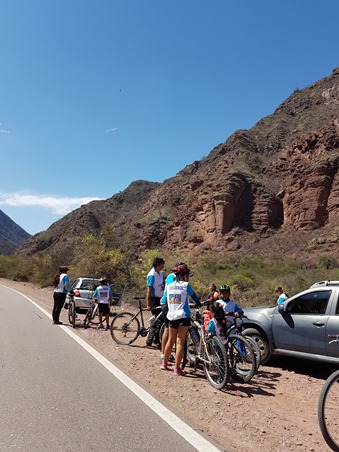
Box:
[1,284,222,452]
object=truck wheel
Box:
[242,328,270,364]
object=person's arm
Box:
[64,275,72,292]
[146,282,153,309]
[160,291,167,305]
[93,288,98,302]
[234,303,244,317]
[187,285,200,307]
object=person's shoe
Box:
[53,321,63,325]
[168,354,175,363]
[160,360,168,370]
[159,353,164,363]
[173,368,186,376]
[98,324,104,330]
[105,324,110,330]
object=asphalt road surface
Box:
[0,284,222,452]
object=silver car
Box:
[67,277,100,311]
[242,280,339,364]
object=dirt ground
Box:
[2,278,336,452]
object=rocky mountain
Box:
[0,210,31,255]
[17,67,339,261]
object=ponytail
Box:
[53,274,60,288]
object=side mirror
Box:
[278,303,285,313]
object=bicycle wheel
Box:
[83,304,95,329]
[89,303,102,325]
[227,334,256,383]
[244,335,261,370]
[203,335,228,390]
[68,301,76,328]
[110,312,140,345]
[182,327,199,370]
[318,370,339,451]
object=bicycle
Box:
[110,296,163,345]
[187,307,256,384]
[318,366,339,450]
[68,292,76,328]
[83,300,102,329]
[223,312,260,382]
[181,309,228,390]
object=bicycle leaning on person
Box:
[93,277,112,330]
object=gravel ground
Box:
[1,278,336,452]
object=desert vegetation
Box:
[1,232,338,307]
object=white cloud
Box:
[0,129,10,134]
[0,192,103,215]
[105,127,117,133]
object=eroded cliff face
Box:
[17,68,339,259]
[136,68,339,254]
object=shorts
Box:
[168,317,191,329]
[162,304,169,327]
[98,303,109,315]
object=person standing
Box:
[275,286,288,305]
[161,263,200,375]
[93,277,113,330]
[160,263,184,362]
[206,283,219,306]
[146,257,165,347]
[52,265,71,325]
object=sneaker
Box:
[106,324,110,330]
[159,354,164,363]
[53,321,63,325]
[168,354,175,363]
[160,360,168,370]
[98,324,104,330]
[173,368,186,376]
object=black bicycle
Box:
[110,296,163,345]
[68,292,76,328]
[182,309,228,390]
[318,367,339,451]
[223,313,261,382]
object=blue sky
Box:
[0,0,338,235]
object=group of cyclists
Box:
[145,257,243,376]
[53,258,245,376]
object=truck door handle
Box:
[313,322,325,327]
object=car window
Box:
[286,290,331,314]
[336,292,339,315]
[81,280,98,290]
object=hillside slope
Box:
[17,68,339,260]
[0,210,31,255]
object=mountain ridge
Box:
[16,67,339,261]
[0,210,31,255]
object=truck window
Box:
[286,290,331,314]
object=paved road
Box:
[0,284,222,452]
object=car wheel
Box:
[242,328,270,364]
